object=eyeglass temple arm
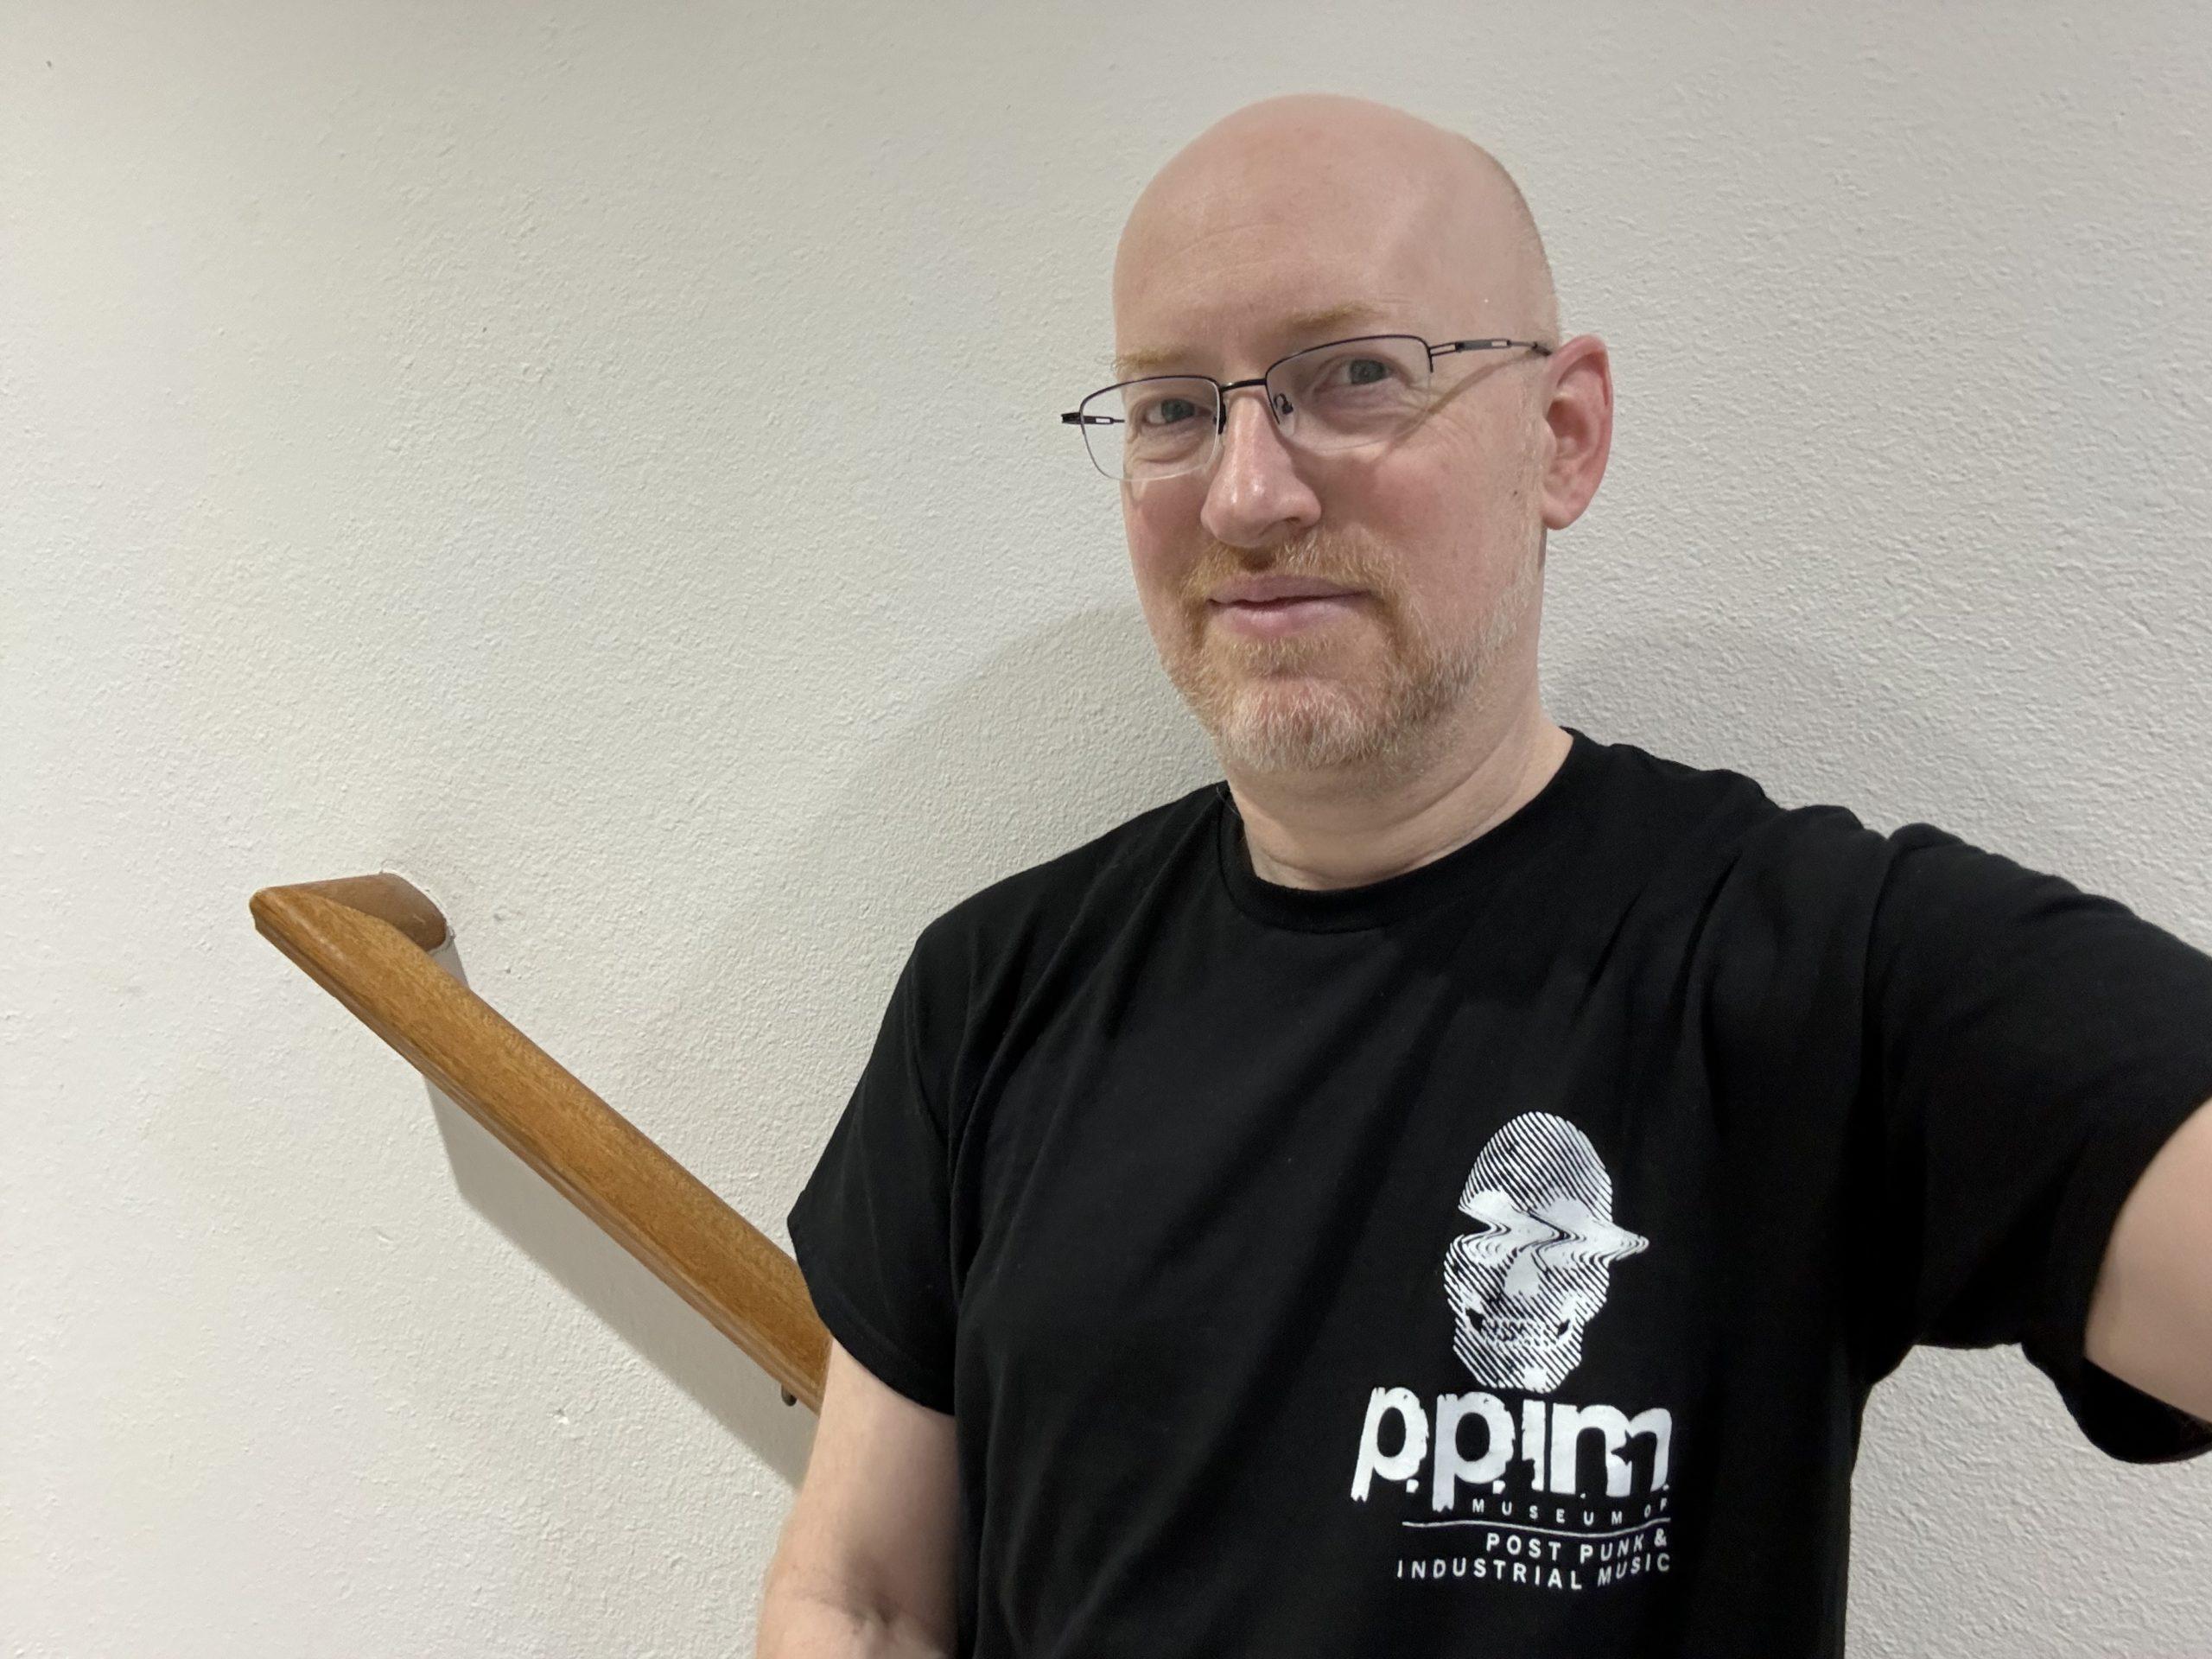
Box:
[1433,338,1554,358]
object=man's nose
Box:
[1198,385,1321,548]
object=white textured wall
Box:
[7,3,2209,1653]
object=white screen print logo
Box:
[1444,1110,1649,1394]
[1351,1112,1669,1515]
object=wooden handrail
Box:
[250,873,830,1414]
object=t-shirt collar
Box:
[1211,725,1599,931]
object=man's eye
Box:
[1136,397,1204,428]
[1320,355,1402,390]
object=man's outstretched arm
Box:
[2086,1096,2212,1424]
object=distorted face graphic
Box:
[1443,1111,1649,1393]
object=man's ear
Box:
[1537,336,1613,535]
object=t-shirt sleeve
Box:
[785,939,958,1414]
[1860,820,2212,1462]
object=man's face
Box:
[1109,148,1550,778]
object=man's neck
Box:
[1224,709,1574,893]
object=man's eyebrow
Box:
[1105,301,1397,380]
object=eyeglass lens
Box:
[1078,335,1434,482]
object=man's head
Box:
[1107,92,1611,782]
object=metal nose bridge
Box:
[1215,373,1293,433]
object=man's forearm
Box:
[755,1586,951,1659]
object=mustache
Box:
[1178,537,1399,607]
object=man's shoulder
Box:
[1598,729,1969,916]
[1583,726,1797,846]
[1579,727,1931,906]
[909,778,1220,968]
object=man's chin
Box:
[1210,685,1397,774]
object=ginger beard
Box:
[1157,524,1542,778]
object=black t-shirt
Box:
[785,723,2212,1657]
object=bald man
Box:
[763,93,2212,1658]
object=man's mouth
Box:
[1205,587,1367,639]
[1206,575,1365,606]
